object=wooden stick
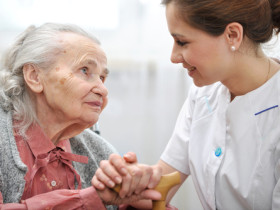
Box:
[152,171,181,210]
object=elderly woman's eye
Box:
[80,67,88,74]
[100,75,105,82]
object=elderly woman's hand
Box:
[94,184,161,206]
[92,152,162,199]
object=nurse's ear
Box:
[23,63,43,93]
[224,22,243,51]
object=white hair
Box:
[0,23,100,137]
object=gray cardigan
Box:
[0,107,118,209]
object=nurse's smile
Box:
[187,66,197,77]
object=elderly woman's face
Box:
[39,33,108,127]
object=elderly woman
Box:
[0,23,161,209]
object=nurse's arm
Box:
[157,160,188,204]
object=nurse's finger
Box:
[125,164,143,196]
[98,160,122,186]
[108,154,129,176]
[134,164,153,194]
[92,167,117,189]
[118,171,132,198]
[123,152,138,163]
[147,164,162,189]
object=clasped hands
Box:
[92,152,162,207]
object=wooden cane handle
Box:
[113,171,181,210]
[153,171,181,201]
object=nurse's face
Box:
[39,33,108,128]
[166,3,231,87]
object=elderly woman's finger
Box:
[91,174,106,190]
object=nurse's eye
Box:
[176,40,187,47]
[80,67,89,75]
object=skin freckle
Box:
[60,78,66,85]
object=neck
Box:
[222,53,277,100]
[40,121,89,145]
[35,98,91,145]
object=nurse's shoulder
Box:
[189,82,227,103]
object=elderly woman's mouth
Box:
[86,101,103,108]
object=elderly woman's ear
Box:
[23,63,43,93]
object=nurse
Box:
[93,0,280,209]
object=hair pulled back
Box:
[0,23,99,137]
[162,0,280,44]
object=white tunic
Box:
[161,71,280,210]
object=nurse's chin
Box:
[192,78,205,87]
[193,79,214,87]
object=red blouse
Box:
[0,124,106,210]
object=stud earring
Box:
[231,46,236,52]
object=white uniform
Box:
[161,71,280,210]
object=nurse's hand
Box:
[92,152,162,198]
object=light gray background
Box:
[1,0,279,209]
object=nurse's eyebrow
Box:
[171,33,185,38]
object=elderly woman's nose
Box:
[92,80,108,97]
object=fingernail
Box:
[123,153,130,159]
[98,183,104,189]
[108,180,115,187]
[121,167,128,174]
[119,192,124,198]
[148,183,154,188]
[115,177,122,184]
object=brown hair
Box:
[162,0,280,44]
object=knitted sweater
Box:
[0,107,118,209]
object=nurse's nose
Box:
[170,46,184,64]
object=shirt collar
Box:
[26,124,70,157]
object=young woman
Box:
[93,0,280,209]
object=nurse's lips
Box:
[188,66,196,72]
[183,64,197,72]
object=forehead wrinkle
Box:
[72,52,96,67]
[65,39,101,65]
[63,39,107,71]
